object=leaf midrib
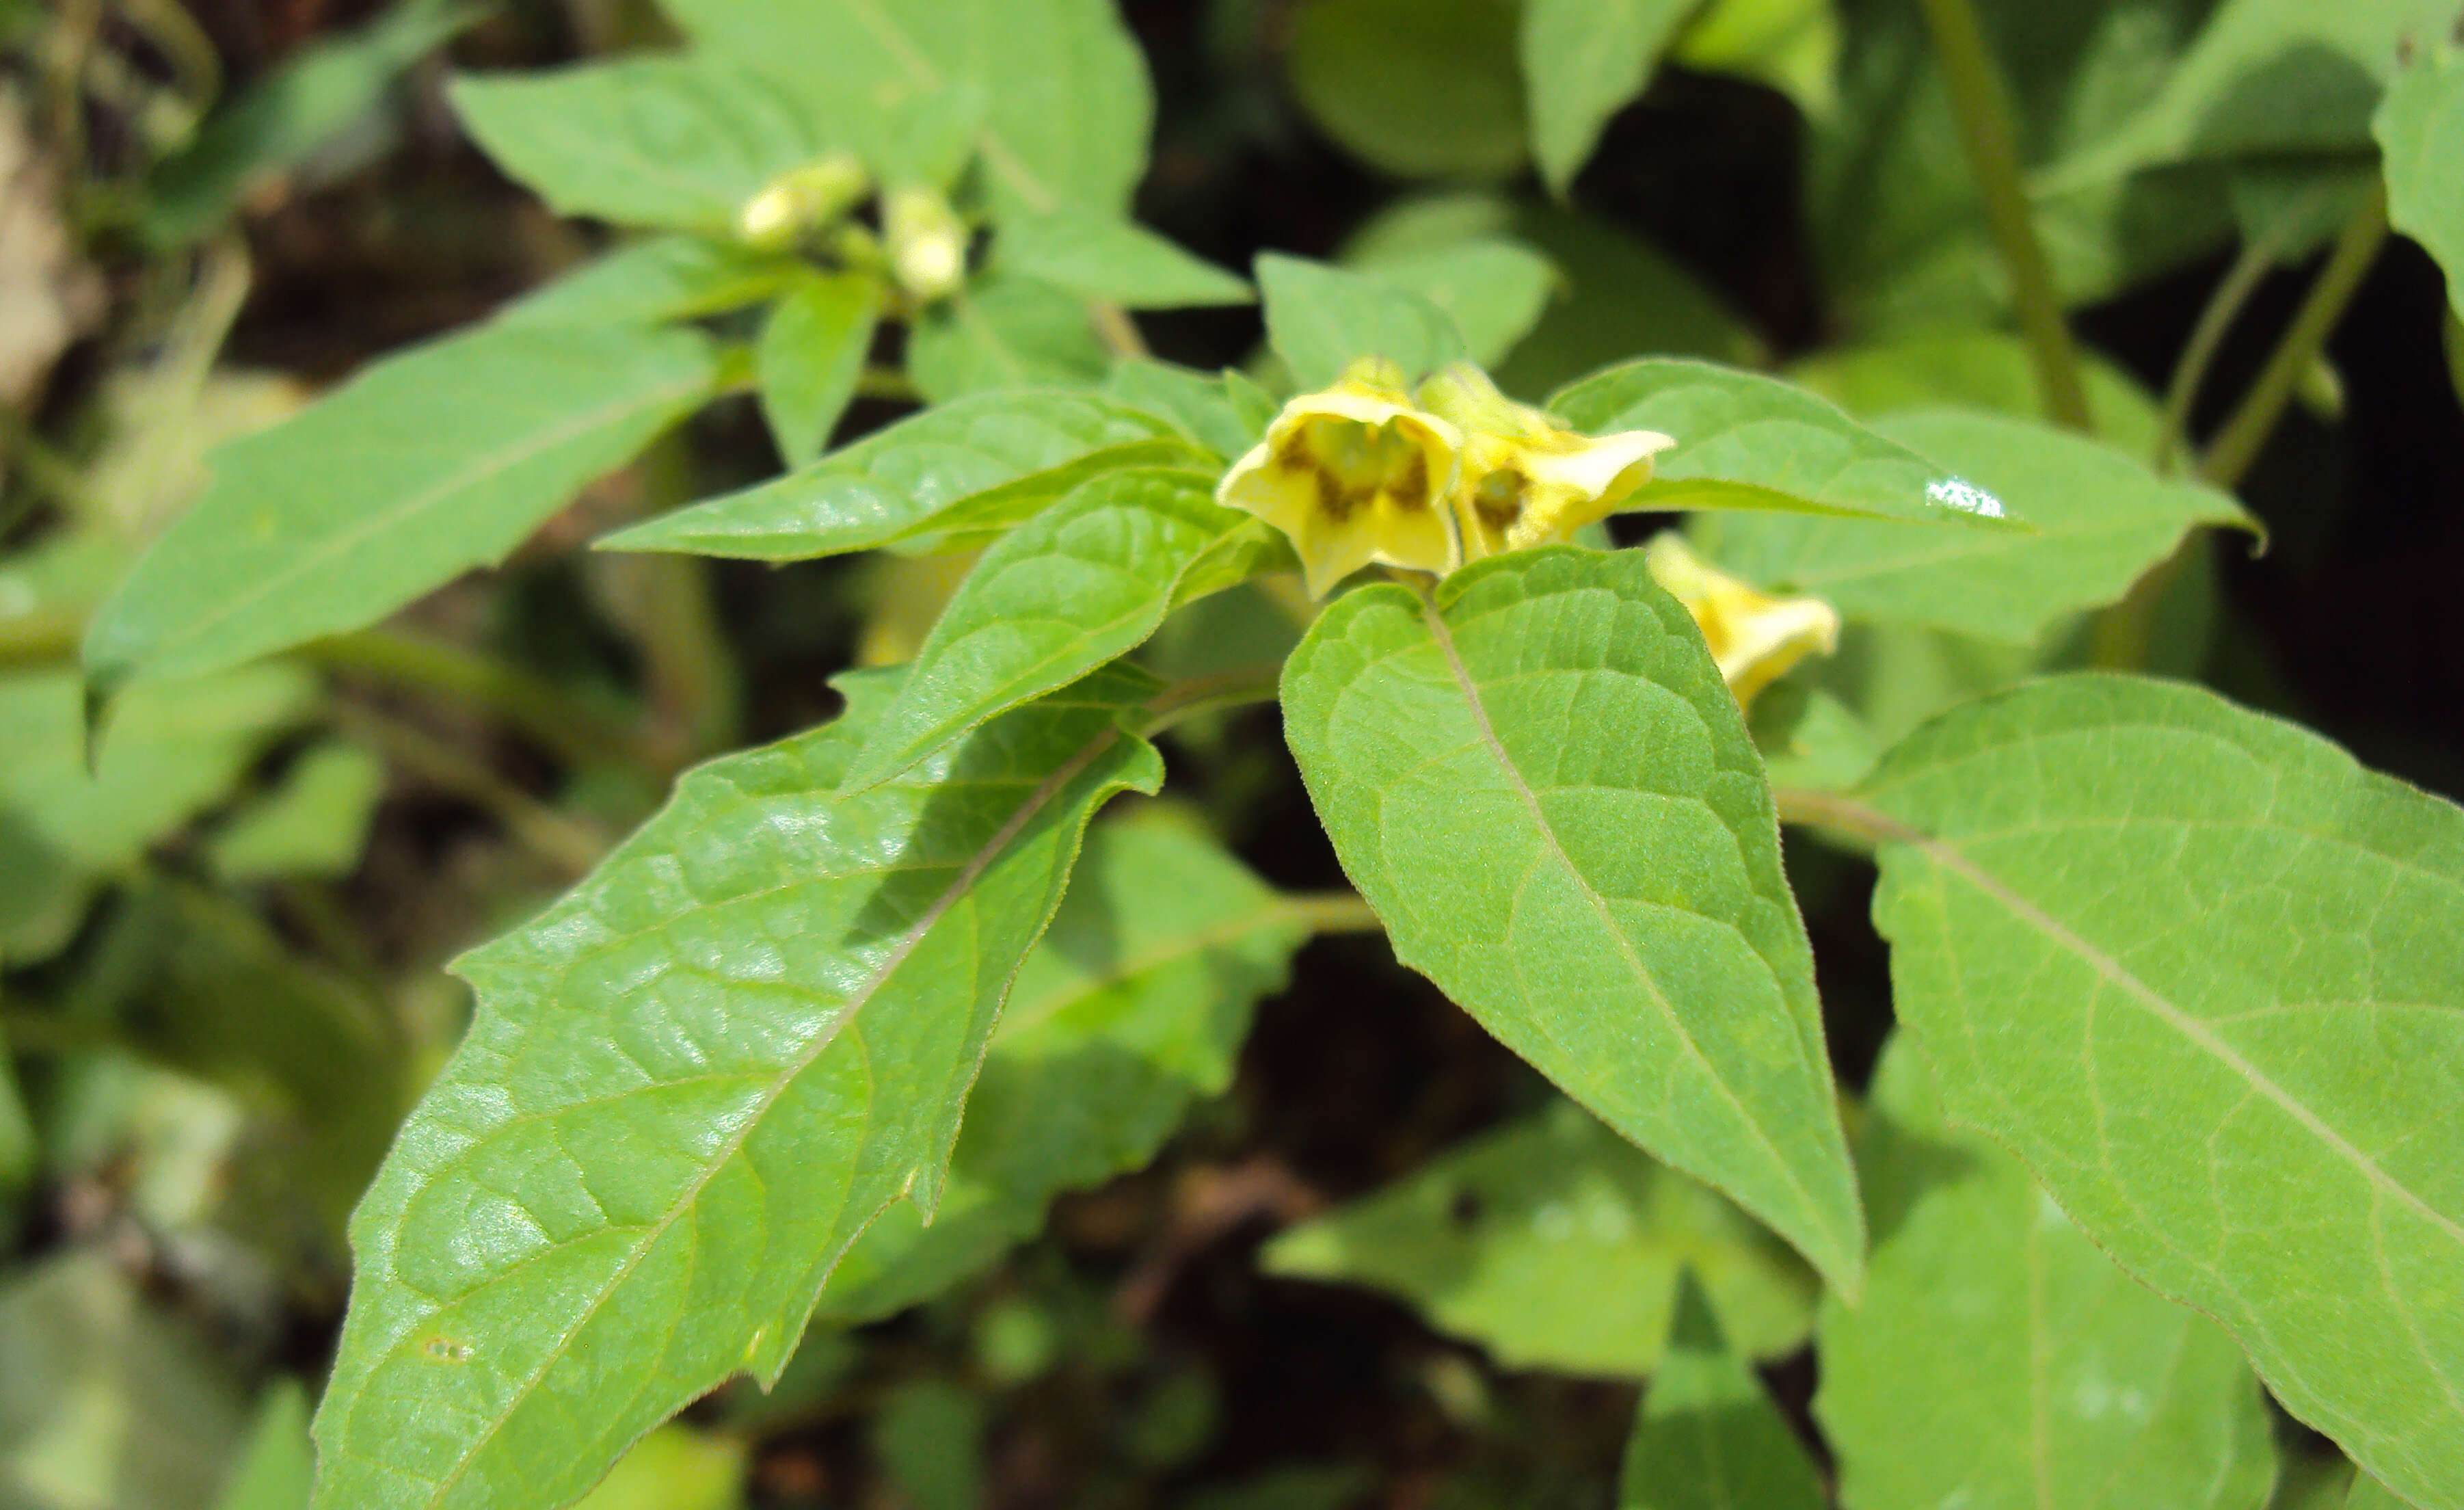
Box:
[123,353,712,674]
[1411,588,1850,1281]
[1901,818,2464,1254]
[402,724,1123,1506]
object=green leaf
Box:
[310,664,1166,1510]
[1279,547,1865,1292]
[757,273,879,467]
[2345,1477,2415,1510]
[1,664,314,961]
[874,1381,982,1510]
[1261,1100,1818,1377]
[2376,39,2464,319]
[598,391,1185,561]
[1850,673,2464,1507]
[1257,254,1467,389]
[1286,0,1528,179]
[1691,409,2251,644]
[1617,1273,1825,1510]
[1814,1037,2279,1510]
[494,237,808,331]
[812,818,1304,1323]
[2044,0,2437,186]
[207,741,388,883]
[846,468,1279,787]
[1351,239,1557,370]
[1548,359,2027,529]
[909,276,1112,404]
[217,1382,314,1510]
[1670,0,1838,118]
[450,55,842,235]
[84,321,721,689]
[144,0,483,248]
[1786,329,2164,451]
[1000,213,1254,310]
[1100,360,1261,462]
[660,0,1153,215]
[1521,0,1697,194]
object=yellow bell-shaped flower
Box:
[1644,534,1840,706]
[1216,362,1467,598]
[1419,364,1674,562]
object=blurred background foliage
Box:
[0,0,2459,1505]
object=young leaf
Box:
[494,237,807,331]
[1548,359,2026,529]
[846,468,1284,788]
[451,55,842,235]
[1356,239,1558,369]
[908,276,1112,404]
[1257,254,1469,388]
[207,741,388,883]
[1814,1038,2279,1510]
[1000,213,1255,309]
[309,665,1166,1510]
[1521,0,1697,194]
[1693,409,2252,644]
[598,392,1187,561]
[1847,674,2464,1508]
[660,0,1153,215]
[2376,39,2464,319]
[1261,1100,1818,1377]
[812,819,1306,1324]
[757,272,879,467]
[1617,1273,1826,1510]
[1279,546,1866,1293]
[85,321,721,689]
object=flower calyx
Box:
[1643,534,1840,706]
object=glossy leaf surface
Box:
[600,392,1181,561]
[1856,674,2464,1507]
[310,667,1165,1510]
[1549,360,2025,529]
[1816,1038,2279,1510]
[848,468,1279,787]
[1694,409,2251,644]
[1617,1274,1825,1510]
[85,322,720,688]
[1281,547,1864,1292]
[1261,1100,1817,1377]
[814,819,1304,1323]
[450,56,839,234]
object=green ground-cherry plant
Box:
[42,0,2464,1506]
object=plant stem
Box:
[0,607,81,670]
[1089,301,1150,361]
[2152,238,2279,475]
[2199,183,2389,491]
[299,629,667,778]
[1914,0,2092,431]
[1281,892,1386,936]
[1770,786,1926,849]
